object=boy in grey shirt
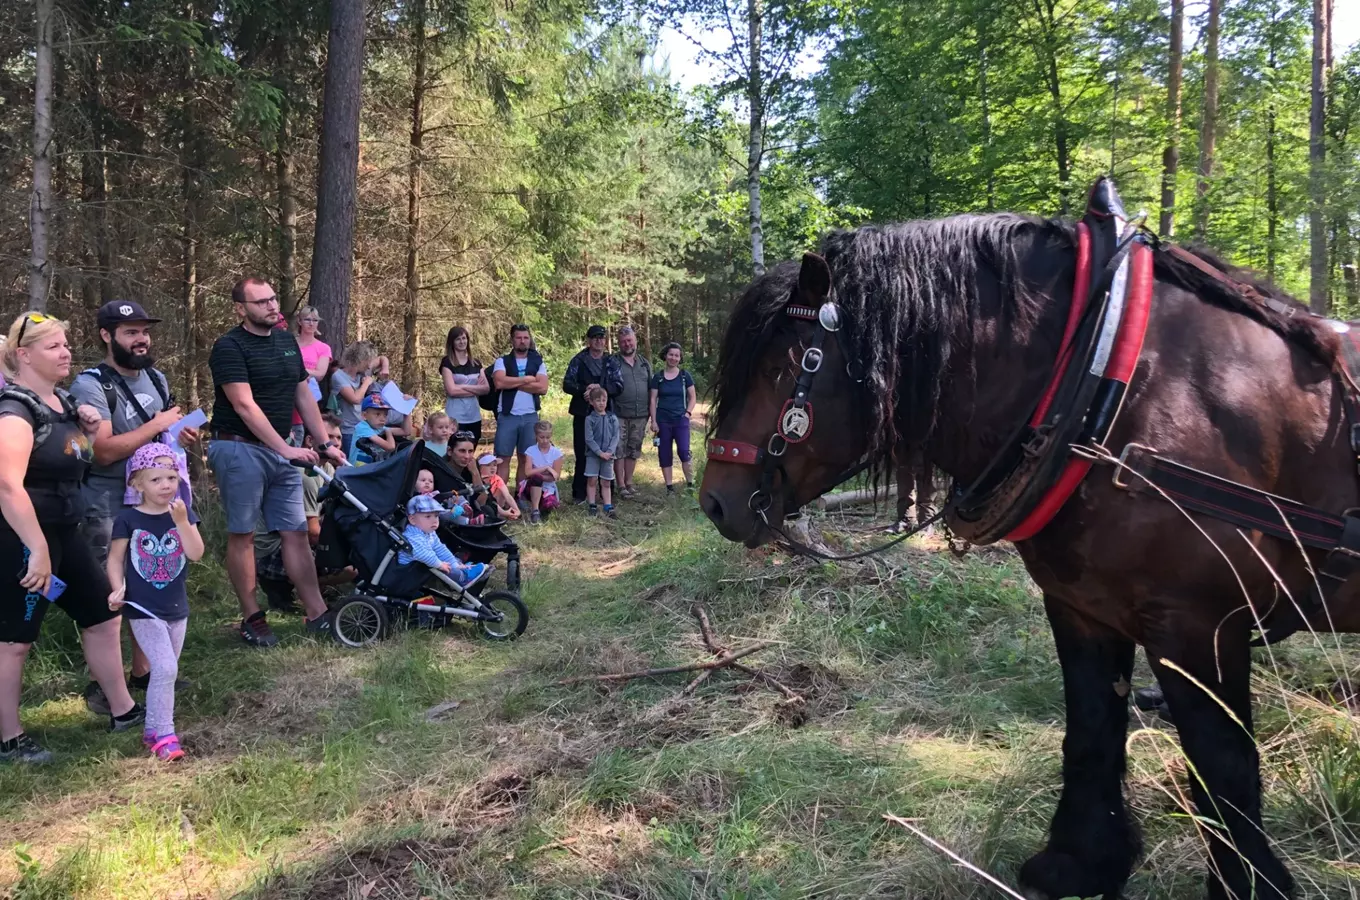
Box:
[583,384,619,518]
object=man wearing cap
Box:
[209,277,347,648]
[71,300,201,713]
[561,325,623,503]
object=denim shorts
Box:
[584,455,615,480]
[207,439,306,534]
[494,412,539,457]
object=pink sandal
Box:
[149,735,185,761]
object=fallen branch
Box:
[691,603,805,705]
[882,814,1025,900]
[556,641,773,686]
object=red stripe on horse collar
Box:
[1005,240,1154,542]
[707,439,763,465]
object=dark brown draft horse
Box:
[700,212,1360,900]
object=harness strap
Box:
[707,439,763,465]
[1114,444,1350,644]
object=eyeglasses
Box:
[242,295,279,308]
[17,312,50,344]
[299,317,320,324]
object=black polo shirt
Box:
[209,325,306,439]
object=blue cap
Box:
[361,393,388,411]
[406,494,443,516]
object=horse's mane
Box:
[1152,243,1343,369]
[712,215,1345,479]
[713,213,1061,472]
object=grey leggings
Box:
[128,617,188,736]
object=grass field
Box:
[2,408,1359,900]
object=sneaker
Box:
[129,673,191,692]
[143,729,158,750]
[240,611,279,648]
[529,510,541,525]
[462,562,492,586]
[149,734,185,762]
[588,504,598,516]
[0,733,53,765]
[110,702,146,732]
[83,681,112,717]
[666,484,676,495]
[603,505,617,519]
[304,611,334,638]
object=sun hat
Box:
[127,442,179,476]
[477,453,498,467]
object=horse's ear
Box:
[798,252,831,305]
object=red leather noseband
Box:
[707,439,763,465]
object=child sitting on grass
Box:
[107,444,205,763]
[583,383,619,518]
[413,467,484,526]
[352,394,396,464]
[519,420,563,524]
[398,495,489,585]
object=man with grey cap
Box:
[561,324,623,503]
[610,326,651,498]
[71,299,200,712]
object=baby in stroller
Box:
[399,494,490,586]
[413,468,484,526]
[311,442,528,647]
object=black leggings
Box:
[0,523,117,644]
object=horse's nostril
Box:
[702,491,725,525]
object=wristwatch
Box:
[319,440,338,453]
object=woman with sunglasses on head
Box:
[0,313,144,765]
[288,306,332,447]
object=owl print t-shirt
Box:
[112,507,199,620]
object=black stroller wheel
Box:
[477,590,528,640]
[506,557,521,591]
[331,594,389,648]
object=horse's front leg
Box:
[1147,623,1293,900]
[1019,595,1140,900]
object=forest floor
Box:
[2,406,1359,900]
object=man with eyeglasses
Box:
[207,277,346,647]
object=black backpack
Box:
[0,383,80,451]
[85,364,173,430]
[477,361,500,412]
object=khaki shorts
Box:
[620,417,649,459]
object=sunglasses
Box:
[17,312,50,345]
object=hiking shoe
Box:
[666,484,676,495]
[529,510,541,525]
[110,702,146,732]
[149,734,185,762]
[0,733,53,765]
[603,505,617,519]
[129,673,191,692]
[240,611,279,648]
[304,611,335,638]
[83,680,112,716]
[588,504,598,516]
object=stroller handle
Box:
[289,457,335,481]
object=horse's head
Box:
[701,253,875,546]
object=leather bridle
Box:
[707,296,849,519]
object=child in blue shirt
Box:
[352,394,396,464]
[398,495,489,585]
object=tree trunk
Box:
[978,6,995,211]
[1158,0,1183,237]
[277,100,298,317]
[1194,0,1221,241]
[80,44,111,309]
[401,0,426,388]
[1032,0,1071,213]
[29,0,56,312]
[1266,3,1280,283]
[746,0,766,276]
[1309,0,1331,312]
[310,0,367,351]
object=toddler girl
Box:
[422,411,455,460]
[413,467,483,526]
[107,444,205,762]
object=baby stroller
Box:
[308,441,528,648]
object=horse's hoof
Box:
[1019,849,1126,900]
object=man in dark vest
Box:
[561,324,623,502]
[491,323,549,488]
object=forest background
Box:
[1,0,1359,405]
